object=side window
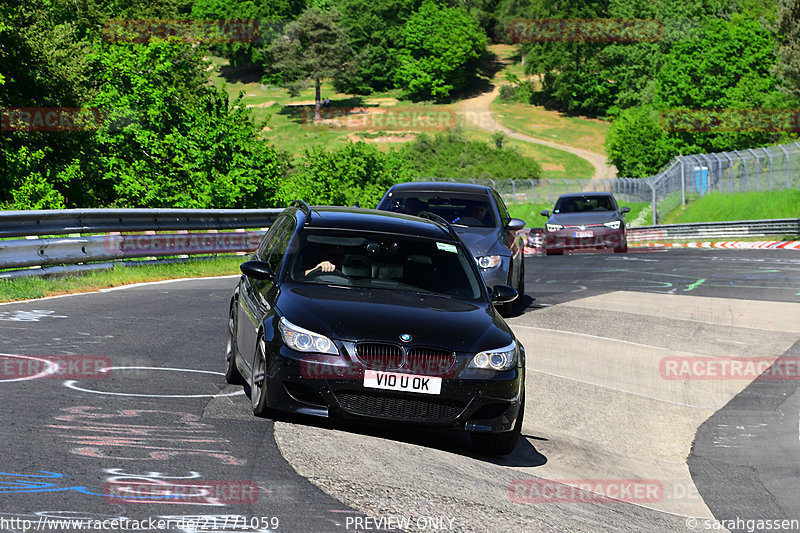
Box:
[266,220,296,274]
[256,215,288,260]
[493,191,510,224]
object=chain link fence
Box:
[419,141,800,225]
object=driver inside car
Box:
[303,244,343,276]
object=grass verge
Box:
[661,190,800,224]
[0,256,244,303]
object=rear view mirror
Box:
[620,206,631,214]
[240,260,275,281]
[506,218,526,231]
[540,210,550,217]
[490,284,518,304]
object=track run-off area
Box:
[0,248,798,533]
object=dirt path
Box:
[457,85,617,180]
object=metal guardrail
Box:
[1,210,797,279]
[627,218,800,242]
[0,209,282,279]
[0,208,282,238]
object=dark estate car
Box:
[225,203,526,455]
[540,192,631,255]
[376,182,527,316]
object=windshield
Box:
[554,195,615,214]
[288,230,484,301]
[381,192,496,228]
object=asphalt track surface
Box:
[0,248,798,533]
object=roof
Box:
[557,192,615,198]
[290,206,455,241]
[386,181,493,195]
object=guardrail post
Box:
[647,180,657,225]
[528,179,535,204]
[779,144,791,189]
[748,148,760,191]
[679,157,686,205]
[763,147,773,190]
[511,179,517,203]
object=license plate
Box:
[574,231,593,238]
[363,370,442,395]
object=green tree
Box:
[191,0,305,67]
[394,0,487,100]
[605,105,675,177]
[775,0,800,97]
[337,0,420,94]
[653,15,795,155]
[265,8,354,120]
[85,40,282,208]
[276,142,411,207]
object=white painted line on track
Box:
[527,368,720,409]
[0,275,240,307]
[0,353,60,382]
[64,366,245,398]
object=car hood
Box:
[277,284,513,353]
[453,226,505,257]
[548,211,621,226]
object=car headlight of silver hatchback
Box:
[279,317,338,355]
[468,341,518,371]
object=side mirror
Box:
[620,206,631,214]
[240,260,275,281]
[540,210,550,217]
[490,284,518,304]
[506,218,526,231]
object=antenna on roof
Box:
[291,200,311,217]
[417,211,458,240]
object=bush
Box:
[276,142,412,208]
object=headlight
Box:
[546,224,563,232]
[603,221,621,229]
[468,341,518,371]
[476,255,501,269]
[278,317,338,355]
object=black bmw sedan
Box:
[225,202,526,455]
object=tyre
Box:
[544,248,563,256]
[511,259,526,314]
[224,303,245,385]
[613,245,628,253]
[251,336,276,418]
[470,394,525,456]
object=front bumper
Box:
[263,342,524,433]
[544,227,626,251]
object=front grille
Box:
[406,348,456,377]
[356,343,403,371]
[335,391,464,421]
